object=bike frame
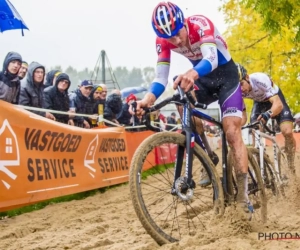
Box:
[170,99,230,198]
[253,129,284,186]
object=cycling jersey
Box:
[250,89,294,124]
[246,73,294,124]
[149,15,232,98]
[243,73,279,102]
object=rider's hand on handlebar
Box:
[129,93,156,117]
[257,110,272,124]
[173,69,199,92]
[129,100,144,117]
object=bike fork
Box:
[171,104,194,194]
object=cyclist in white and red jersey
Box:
[237,63,296,172]
[132,2,252,217]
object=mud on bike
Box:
[129,87,267,245]
[243,120,293,198]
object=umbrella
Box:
[0,0,29,36]
[121,86,147,98]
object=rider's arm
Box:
[193,42,218,77]
[268,95,283,117]
[147,38,171,101]
[192,20,218,77]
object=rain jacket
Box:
[0,51,22,103]
[69,89,93,125]
[43,73,71,123]
[18,62,46,116]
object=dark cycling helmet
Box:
[152,2,184,38]
[236,63,247,81]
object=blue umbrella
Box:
[121,86,147,98]
[0,0,28,36]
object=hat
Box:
[54,71,62,77]
[81,80,93,87]
[126,93,137,103]
[96,86,103,92]
[22,61,28,66]
[56,73,70,84]
[171,112,176,116]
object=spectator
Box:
[18,61,28,80]
[111,89,121,96]
[117,93,137,126]
[98,83,108,102]
[43,73,73,125]
[0,51,22,104]
[166,112,177,131]
[152,109,167,130]
[19,62,55,120]
[104,92,123,126]
[88,84,107,127]
[90,84,106,114]
[69,80,94,128]
[44,69,61,88]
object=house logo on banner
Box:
[0,119,20,190]
[84,134,98,178]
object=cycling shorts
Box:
[194,59,244,119]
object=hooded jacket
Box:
[44,69,60,88]
[0,51,22,103]
[43,73,71,122]
[18,62,46,116]
[104,93,122,124]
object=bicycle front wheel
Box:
[129,132,224,245]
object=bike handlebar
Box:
[242,120,277,135]
[132,86,207,132]
[144,87,207,113]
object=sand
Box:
[0,147,300,250]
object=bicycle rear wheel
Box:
[129,132,224,245]
[249,148,281,198]
[227,148,267,223]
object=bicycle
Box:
[243,120,292,197]
[129,87,267,245]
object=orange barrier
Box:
[155,144,177,164]
[125,130,155,170]
[0,101,157,212]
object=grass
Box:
[141,162,175,179]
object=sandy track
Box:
[1,148,300,250]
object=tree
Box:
[237,0,300,41]
[47,65,156,92]
[127,67,144,86]
[221,0,300,116]
[114,66,130,89]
